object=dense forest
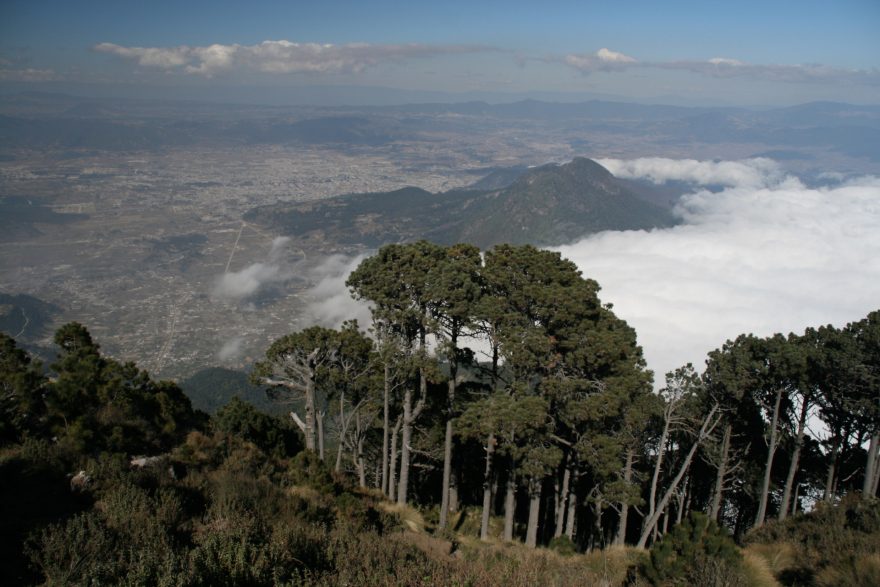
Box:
[2,242,879,586]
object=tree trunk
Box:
[863,432,880,499]
[637,404,720,549]
[755,388,784,527]
[525,478,541,548]
[780,396,809,520]
[683,476,692,520]
[871,448,880,496]
[647,413,672,527]
[503,466,516,542]
[397,387,414,505]
[565,467,578,541]
[335,392,346,472]
[399,331,428,506]
[710,423,732,520]
[304,378,316,452]
[824,433,840,502]
[592,498,604,551]
[439,344,457,529]
[450,479,459,513]
[356,411,366,487]
[389,416,402,502]
[615,448,635,546]
[381,362,390,495]
[554,463,571,538]
[676,489,685,524]
[480,434,496,541]
[316,409,325,461]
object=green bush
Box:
[636,512,747,587]
[288,450,343,494]
[26,511,118,585]
[548,535,578,556]
[212,396,301,459]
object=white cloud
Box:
[708,57,745,66]
[218,337,244,361]
[564,48,638,73]
[595,157,788,189]
[597,48,638,64]
[559,49,880,85]
[213,236,294,300]
[302,254,372,328]
[0,67,58,82]
[95,40,493,77]
[654,59,880,84]
[555,159,880,384]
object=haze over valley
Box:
[1,91,879,383]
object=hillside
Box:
[179,367,281,415]
[245,157,676,249]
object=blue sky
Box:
[2,0,878,105]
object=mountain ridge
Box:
[245,157,676,249]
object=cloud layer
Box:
[95,40,492,77]
[562,49,880,85]
[556,158,880,381]
[595,157,789,189]
[230,159,879,388]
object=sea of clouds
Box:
[222,158,880,384]
[556,158,880,381]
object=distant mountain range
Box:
[2,93,878,162]
[245,158,676,249]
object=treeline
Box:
[0,317,648,586]
[1,241,878,583]
[251,241,880,549]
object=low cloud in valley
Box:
[556,158,880,381]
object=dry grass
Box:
[400,531,457,560]
[286,484,320,501]
[815,553,880,587]
[744,542,796,578]
[741,547,784,587]
[377,501,427,533]
[403,528,643,587]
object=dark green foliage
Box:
[0,439,87,584]
[26,511,120,586]
[288,449,340,494]
[41,322,203,455]
[2,252,879,585]
[548,535,578,556]
[637,512,745,587]
[179,367,277,415]
[0,332,46,445]
[212,396,302,458]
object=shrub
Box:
[745,493,880,585]
[548,535,578,556]
[635,512,747,587]
[26,512,118,585]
